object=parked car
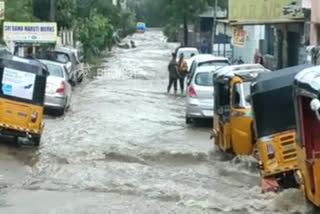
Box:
[57,46,84,83]
[187,54,230,85]
[175,47,199,68]
[40,60,72,116]
[186,66,215,124]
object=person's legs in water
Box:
[168,77,178,94]
[173,78,177,95]
[179,77,185,94]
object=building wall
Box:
[233,25,265,63]
[310,0,320,45]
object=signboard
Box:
[2,67,35,100]
[229,0,304,22]
[232,27,246,47]
[0,1,4,20]
[3,22,57,43]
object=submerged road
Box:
[0,31,315,214]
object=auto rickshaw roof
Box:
[294,65,320,97]
[250,64,312,138]
[251,64,312,96]
[214,65,270,83]
[0,55,48,76]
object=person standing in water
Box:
[167,53,178,94]
[177,53,188,94]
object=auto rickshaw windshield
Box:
[233,82,251,109]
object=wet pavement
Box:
[0,30,317,214]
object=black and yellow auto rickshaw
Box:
[0,55,48,146]
[251,64,312,192]
[293,65,320,207]
[211,64,269,156]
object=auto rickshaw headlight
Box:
[266,144,275,159]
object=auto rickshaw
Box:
[251,64,312,192]
[0,55,48,146]
[293,65,320,206]
[211,64,269,155]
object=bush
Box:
[75,13,113,62]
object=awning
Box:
[229,19,304,26]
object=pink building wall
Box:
[311,0,320,45]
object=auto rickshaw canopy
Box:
[0,55,48,106]
[294,65,320,98]
[251,64,312,138]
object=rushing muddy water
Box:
[0,30,317,213]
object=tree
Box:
[6,0,35,21]
[163,0,208,45]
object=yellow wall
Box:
[229,0,304,21]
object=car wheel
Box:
[56,108,65,116]
[186,117,192,124]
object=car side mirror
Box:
[310,98,320,121]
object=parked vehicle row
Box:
[204,62,320,207]
[37,46,84,115]
[0,45,84,146]
[181,49,320,207]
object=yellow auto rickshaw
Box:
[293,65,320,206]
[250,64,312,192]
[212,64,269,155]
[0,55,48,146]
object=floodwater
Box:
[0,30,317,214]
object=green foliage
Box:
[117,9,136,38]
[75,13,113,62]
[5,0,35,21]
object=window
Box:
[232,82,251,108]
[195,72,213,86]
[45,63,63,77]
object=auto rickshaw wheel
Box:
[33,135,41,147]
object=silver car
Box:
[40,60,72,115]
[186,66,216,124]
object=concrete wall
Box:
[310,0,320,45]
[233,25,265,63]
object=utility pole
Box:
[50,0,56,21]
[211,0,218,54]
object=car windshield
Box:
[199,61,229,67]
[233,82,251,108]
[195,72,213,86]
[56,53,70,64]
[45,63,63,77]
[178,50,198,59]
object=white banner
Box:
[3,22,57,43]
[2,67,36,100]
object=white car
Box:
[187,54,230,85]
[40,60,72,116]
[186,66,215,124]
[176,47,199,68]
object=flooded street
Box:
[0,30,315,214]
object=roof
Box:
[177,47,198,52]
[294,65,320,96]
[195,65,221,73]
[190,54,229,63]
[214,64,268,80]
[252,64,312,95]
[39,59,65,67]
[230,19,304,26]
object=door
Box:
[287,32,300,67]
[230,79,253,155]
